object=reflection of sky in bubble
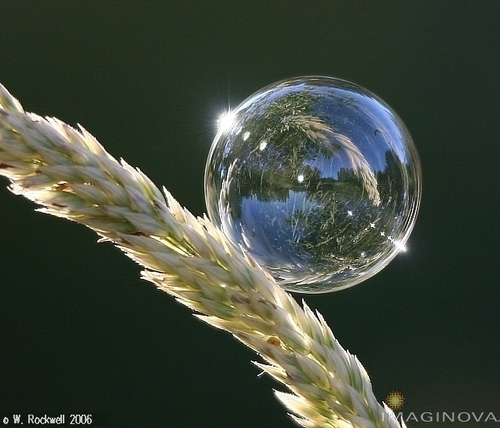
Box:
[239,191,318,264]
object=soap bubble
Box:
[205,76,421,293]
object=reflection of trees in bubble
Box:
[376,149,405,207]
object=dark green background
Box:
[0,2,498,427]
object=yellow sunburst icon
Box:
[386,391,405,410]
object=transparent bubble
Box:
[205,76,421,293]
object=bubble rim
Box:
[204,75,422,294]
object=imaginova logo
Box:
[383,390,500,424]
[386,391,405,411]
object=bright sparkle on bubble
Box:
[217,111,236,133]
[393,239,407,252]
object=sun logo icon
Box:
[386,391,405,410]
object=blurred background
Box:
[0,1,498,427]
